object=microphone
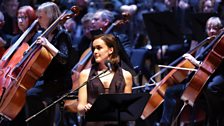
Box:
[104,60,113,71]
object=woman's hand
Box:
[36,37,58,56]
[36,37,48,46]
[183,53,201,67]
[77,103,92,116]
[84,103,92,111]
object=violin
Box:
[0,6,79,120]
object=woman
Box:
[10,5,37,45]
[25,2,73,126]
[77,34,133,126]
[0,5,37,126]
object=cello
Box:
[169,28,224,125]
[0,19,38,97]
[141,36,215,120]
[0,6,79,120]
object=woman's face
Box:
[203,0,214,13]
[206,23,220,37]
[37,10,50,29]
[17,10,29,32]
[92,38,113,63]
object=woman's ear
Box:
[108,47,113,55]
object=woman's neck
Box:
[98,64,107,71]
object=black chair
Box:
[130,48,150,86]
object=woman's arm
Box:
[77,68,91,115]
[122,69,133,93]
[36,37,58,56]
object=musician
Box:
[25,2,73,126]
[77,34,133,126]
[76,12,94,60]
[0,5,37,126]
[10,5,37,45]
[156,16,224,126]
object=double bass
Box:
[0,6,79,120]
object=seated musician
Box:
[10,6,37,45]
[156,16,224,126]
[0,5,37,126]
[25,2,73,126]
[77,34,133,126]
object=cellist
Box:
[10,6,37,46]
[0,5,37,126]
[24,2,73,126]
[156,16,224,126]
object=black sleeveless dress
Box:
[87,66,126,104]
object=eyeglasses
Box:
[17,16,28,21]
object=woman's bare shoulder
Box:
[121,69,132,79]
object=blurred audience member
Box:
[76,12,94,58]
[0,11,9,50]
[64,18,82,50]
[199,0,216,13]
[0,0,19,36]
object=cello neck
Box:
[72,50,92,72]
[104,23,116,34]
[196,30,224,59]
[1,19,38,61]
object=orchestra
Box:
[0,0,224,126]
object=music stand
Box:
[190,13,218,42]
[85,93,150,126]
[143,11,183,46]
